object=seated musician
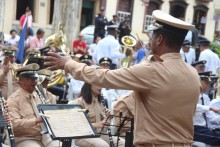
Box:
[7,63,60,147]
[194,72,220,145]
[99,57,132,104]
[67,54,92,100]
[113,91,134,131]
[37,69,57,104]
[68,83,125,147]
[191,60,206,73]
[0,46,22,99]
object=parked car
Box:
[80,25,139,46]
[80,25,95,46]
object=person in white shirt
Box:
[7,30,20,46]
[88,36,101,63]
[194,72,220,145]
[198,38,220,74]
[180,40,195,64]
[67,54,92,100]
[207,97,220,130]
[185,30,192,43]
[93,25,125,69]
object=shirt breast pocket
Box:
[20,103,35,118]
[20,108,35,118]
[87,111,96,123]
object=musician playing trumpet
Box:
[69,83,125,147]
[7,63,60,147]
[0,46,22,99]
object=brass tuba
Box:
[47,70,65,88]
[45,23,67,87]
[120,36,136,68]
[45,23,68,55]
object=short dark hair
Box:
[10,29,17,35]
[36,28,45,35]
[153,29,186,50]
[79,83,101,104]
[113,15,118,18]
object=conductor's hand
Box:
[44,52,72,70]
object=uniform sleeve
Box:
[207,111,220,125]
[68,98,84,108]
[47,92,57,104]
[64,60,154,91]
[0,66,7,84]
[7,98,36,131]
[196,104,209,113]
[110,44,126,59]
[198,52,208,62]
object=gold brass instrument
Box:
[121,36,136,47]
[44,23,68,87]
[45,23,68,55]
[47,70,65,88]
[120,36,136,68]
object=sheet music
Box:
[44,109,95,138]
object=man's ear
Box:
[156,35,163,46]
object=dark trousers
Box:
[194,125,220,145]
[48,86,68,103]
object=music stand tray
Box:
[38,104,100,140]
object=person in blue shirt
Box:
[135,40,150,63]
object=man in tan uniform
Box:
[37,69,57,104]
[7,63,60,147]
[45,10,201,147]
[0,46,21,99]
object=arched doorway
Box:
[16,0,34,20]
[193,5,208,35]
[143,0,163,32]
[81,0,95,30]
[169,0,188,19]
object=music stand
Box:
[38,104,100,146]
[99,114,134,147]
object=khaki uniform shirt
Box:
[64,53,200,145]
[69,96,105,123]
[7,88,42,139]
[0,63,21,99]
[46,91,57,104]
[42,90,56,104]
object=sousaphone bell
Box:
[120,36,136,68]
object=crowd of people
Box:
[0,7,220,147]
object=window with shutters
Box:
[143,0,162,32]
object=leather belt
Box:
[136,143,191,147]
